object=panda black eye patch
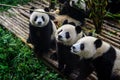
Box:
[80,43,84,50]
[34,16,38,21]
[42,16,45,21]
[66,32,70,39]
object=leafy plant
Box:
[0,0,66,79]
[87,0,108,34]
[0,0,32,11]
[105,12,120,20]
[49,0,57,9]
[0,26,65,80]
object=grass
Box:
[0,26,64,80]
[0,0,65,80]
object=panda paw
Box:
[26,38,31,43]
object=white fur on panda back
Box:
[93,41,111,59]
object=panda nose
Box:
[58,35,62,40]
[72,46,76,50]
[38,22,42,25]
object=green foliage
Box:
[0,0,32,11]
[0,0,65,80]
[87,0,108,34]
[0,26,64,80]
[105,12,120,20]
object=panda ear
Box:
[69,22,76,26]
[44,7,50,12]
[30,7,35,14]
[94,39,102,49]
[62,19,68,25]
[75,26,82,34]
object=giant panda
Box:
[27,7,57,56]
[58,0,88,26]
[71,36,120,80]
[55,20,93,79]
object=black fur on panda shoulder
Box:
[59,1,86,26]
[28,21,53,53]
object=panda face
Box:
[56,24,83,45]
[70,0,79,6]
[69,0,86,11]
[71,36,111,59]
[30,9,50,27]
[71,36,97,59]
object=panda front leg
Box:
[93,59,113,80]
[27,34,32,43]
[58,58,65,72]
[57,43,65,72]
[50,39,56,50]
[76,59,94,80]
[63,65,73,76]
[33,45,43,58]
[50,39,58,61]
[58,50,65,72]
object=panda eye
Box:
[42,16,45,21]
[80,43,84,50]
[58,30,63,34]
[34,16,38,21]
[66,32,70,39]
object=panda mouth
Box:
[73,50,78,53]
[58,39,63,41]
[71,48,78,54]
[58,37,64,42]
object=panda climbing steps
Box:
[27,7,57,57]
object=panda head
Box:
[55,20,84,46]
[69,0,86,11]
[30,7,55,27]
[71,36,110,59]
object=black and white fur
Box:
[27,7,56,56]
[55,20,93,79]
[58,0,87,26]
[71,36,120,80]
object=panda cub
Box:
[71,36,120,80]
[27,7,57,56]
[55,20,93,79]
